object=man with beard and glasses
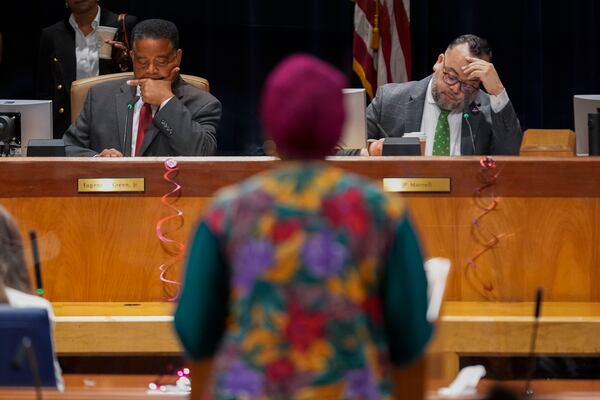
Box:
[366,34,522,156]
[63,18,221,157]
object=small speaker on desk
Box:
[26,139,66,157]
[588,109,600,156]
[382,137,421,156]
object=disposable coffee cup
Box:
[97,26,118,60]
[404,132,427,155]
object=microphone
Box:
[462,97,476,154]
[368,121,390,156]
[524,287,544,398]
[123,102,134,155]
[12,337,43,400]
[29,230,43,296]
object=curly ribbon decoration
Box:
[156,158,185,301]
[465,156,502,300]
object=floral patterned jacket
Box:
[175,162,431,399]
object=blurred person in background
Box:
[36,0,138,137]
[0,205,63,390]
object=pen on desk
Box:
[29,230,44,296]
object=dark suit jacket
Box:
[366,75,523,155]
[63,77,221,156]
[36,8,138,138]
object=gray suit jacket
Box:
[366,75,522,155]
[63,77,221,156]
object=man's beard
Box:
[431,74,472,112]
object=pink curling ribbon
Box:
[156,158,185,301]
[465,156,502,300]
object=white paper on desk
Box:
[424,257,451,322]
[438,364,486,397]
[146,387,190,396]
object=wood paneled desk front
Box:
[2,157,600,372]
[2,156,599,303]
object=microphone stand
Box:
[29,230,43,296]
[463,97,476,154]
[12,337,43,400]
[524,288,544,398]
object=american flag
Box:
[353,0,411,98]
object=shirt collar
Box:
[425,77,436,105]
[68,6,101,33]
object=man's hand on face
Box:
[462,56,504,96]
[127,66,180,106]
[96,148,124,157]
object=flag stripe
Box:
[393,0,411,80]
[378,1,394,83]
[353,0,410,96]
[353,32,377,98]
[354,0,376,29]
[384,0,408,82]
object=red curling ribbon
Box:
[156,158,185,301]
[465,156,502,300]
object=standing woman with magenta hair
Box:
[175,54,432,399]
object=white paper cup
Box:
[96,26,118,60]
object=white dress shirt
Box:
[420,79,510,156]
[69,7,101,80]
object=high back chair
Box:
[70,72,210,123]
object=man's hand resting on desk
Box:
[368,138,385,156]
[96,148,124,157]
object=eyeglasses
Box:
[442,60,480,94]
[132,53,177,69]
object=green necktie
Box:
[432,109,450,156]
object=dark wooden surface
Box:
[0,374,184,399]
[1,375,600,399]
[2,156,600,197]
[2,157,600,301]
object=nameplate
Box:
[382,178,451,193]
[78,178,145,193]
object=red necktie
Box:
[135,103,153,156]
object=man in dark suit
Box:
[367,34,522,156]
[36,0,138,137]
[63,19,221,157]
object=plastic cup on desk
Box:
[96,26,118,60]
[404,132,427,155]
